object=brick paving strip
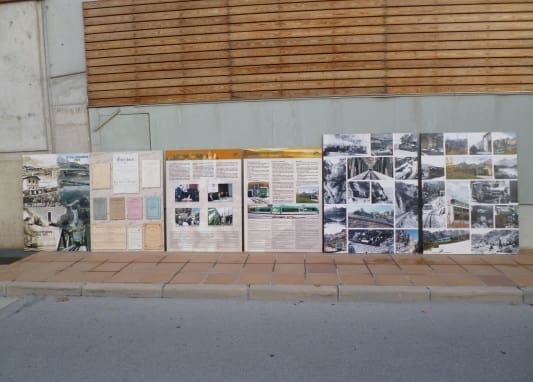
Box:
[0,250,532,304]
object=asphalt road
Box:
[0,297,532,382]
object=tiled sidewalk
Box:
[1,250,533,288]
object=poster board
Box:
[323,133,420,254]
[422,132,519,254]
[243,148,323,252]
[90,151,164,251]
[165,149,243,252]
[23,154,91,251]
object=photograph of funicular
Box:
[421,156,445,180]
[395,181,418,228]
[348,229,394,254]
[446,181,470,228]
[423,229,470,254]
[495,205,519,228]
[247,181,270,204]
[420,133,444,155]
[175,184,199,202]
[395,157,418,180]
[471,205,494,228]
[493,132,517,155]
[208,207,233,226]
[471,229,518,254]
[323,157,346,204]
[493,156,518,179]
[323,134,369,156]
[422,181,446,228]
[445,133,468,155]
[469,132,492,155]
[471,180,517,204]
[175,208,200,226]
[348,157,393,180]
[296,185,319,203]
[395,229,419,254]
[347,181,370,203]
[248,204,319,218]
[324,226,347,253]
[393,133,418,156]
[371,133,393,156]
[348,204,394,229]
[446,156,492,179]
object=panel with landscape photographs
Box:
[422,132,518,254]
[323,133,419,254]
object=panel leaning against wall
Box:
[244,148,323,252]
[90,151,164,251]
[323,133,420,254]
[23,154,90,251]
[165,149,243,252]
[421,132,519,254]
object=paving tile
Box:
[408,274,448,286]
[134,254,166,263]
[420,255,456,265]
[512,255,533,265]
[338,274,374,285]
[336,265,370,274]
[204,273,240,284]
[217,253,248,264]
[243,263,273,273]
[364,255,395,265]
[393,256,427,265]
[374,275,412,286]
[367,264,401,274]
[448,255,487,265]
[169,273,207,284]
[180,262,214,273]
[188,254,219,263]
[306,263,336,274]
[493,265,532,275]
[501,274,533,287]
[275,254,305,264]
[478,255,518,265]
[67,261,102,272]
[461,265,502,275]
[305,273,339,286]
[75,272,117,283]
[107,254,141,263]
[14,269,60,282]
[528,266,533,272]
[429,265,467,273]
[92,262,128,272]
[213,263,243,273]
[271,273,306,285]
[333,255,365,265]
[44,271,91,283]
[439,274,486,286]
[478,275,518,287]
[160,254,192,263]
[274,263,304,274]
[398,265,433,274]
[305,255,334,264]
[246,254,275,264]
[138,268,182,284]
[79,254,112,262]
[238,272,272,285]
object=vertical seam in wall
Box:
[37,1,54,153]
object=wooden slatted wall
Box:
[83,0,533,107]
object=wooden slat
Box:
[83,0,533,107]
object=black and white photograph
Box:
[175,184,200,202]
[324,205,346,231]
[347,181,370,203]
[371,181,394,204]
[469,132,492,155]
[495,205,519,228]
[445,133,468,155]
[348,204,394,229]
[371,133,393,156]
[423,229,470,254]
[471,180,516,204]
[422,181,446,228]
[471,205,494,228]
[446,156,492,179]
[394,157,418,180]
[446,181,470,228]
[296,185,320,203]
[208,183,233,202]
[420,133,444,155]
[395,181,418,228]
[323,134,369,156]
[493,156,518,179]
[471,229,519,254]
[348,157,393,180]
[324,226,346,253]
[323,157,346,204]
[493,132,517,155]
[208,207,233,226]
[348,229,394,254]
[393,133,418,156]
[247,181,270,204]
[421,156,445,180]
[395,229,419,254]
[175,208,200,226]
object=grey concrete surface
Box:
[0,297,531,382]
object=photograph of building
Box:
[469,132,492,155]
[421,133,444,155]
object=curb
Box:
[0,282,7,297]
[0,297,17,311]
[521,287,532,304]
[163,284,247,299]
[339,286,430,303]
[6,282,83,297]
[249,285,337,302]
[429,286,523,304]
[82,283,163,298]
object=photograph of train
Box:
[371,133,393,156]
[348,229,394,254]
[423,229,470,254]
[347,204,394,229]
[495,205,519,228]
[421,156,445,180]
[323,134,369,156]
[393,133,418,156]
[471,180,517,204]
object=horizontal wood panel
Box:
[84,0,533,106]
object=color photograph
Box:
[395,229,419,254]
[247,181,270,204]
[468,132,492,155]
[296,185,320,203]
[495,205,519,228]
[423,229,470,254]
[208,207,233,226]
[175,208,200,226]
[493,132,517,155]
[208,183,233,202]
[446,156,492,179]
[445,133,468,155]
[175,184,199,202]
[446,181,470,228]
[324,226,347,253]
